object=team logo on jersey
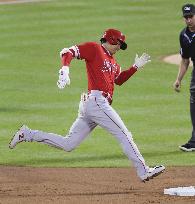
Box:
[102,59,117,74]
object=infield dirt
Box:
[0,166,195,204]
[163,54,193,67]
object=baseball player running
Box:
[9,29,165,182]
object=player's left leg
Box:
[9,94,97,151]
[9,95,97,151]
[9,117,96,151]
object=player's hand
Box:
[60,48,69,58]
[173,80,181,92]
[57,66,70,89]
[133,53,151,69]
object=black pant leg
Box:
[189,70,195,143]
[190,98,195,143]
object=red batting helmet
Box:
[100,29,127,50]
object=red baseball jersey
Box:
[61,42,137,98]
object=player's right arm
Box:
[57,42,96,89]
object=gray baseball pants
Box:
[27,90,149,178]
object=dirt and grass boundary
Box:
[0,166,195,204]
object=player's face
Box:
[107,41,121,55]
[184,15,195,31]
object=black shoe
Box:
[179,143,195,152]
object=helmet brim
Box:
[100,38,127,50]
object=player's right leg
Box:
[9,117,96,151]
[86,92,165,181]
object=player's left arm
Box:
[114,66,137,86]
[115,53,151,86]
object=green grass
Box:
[0,0,194,167]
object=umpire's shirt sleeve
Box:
[179,31,190,59]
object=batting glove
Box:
[57,66,70,89]
[133,53,151,69]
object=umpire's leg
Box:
[190,91,195,143]
[189,75,195,144]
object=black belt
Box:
[102,92,113,105]
[88,91,113,105]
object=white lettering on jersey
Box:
[102,59,118,74]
